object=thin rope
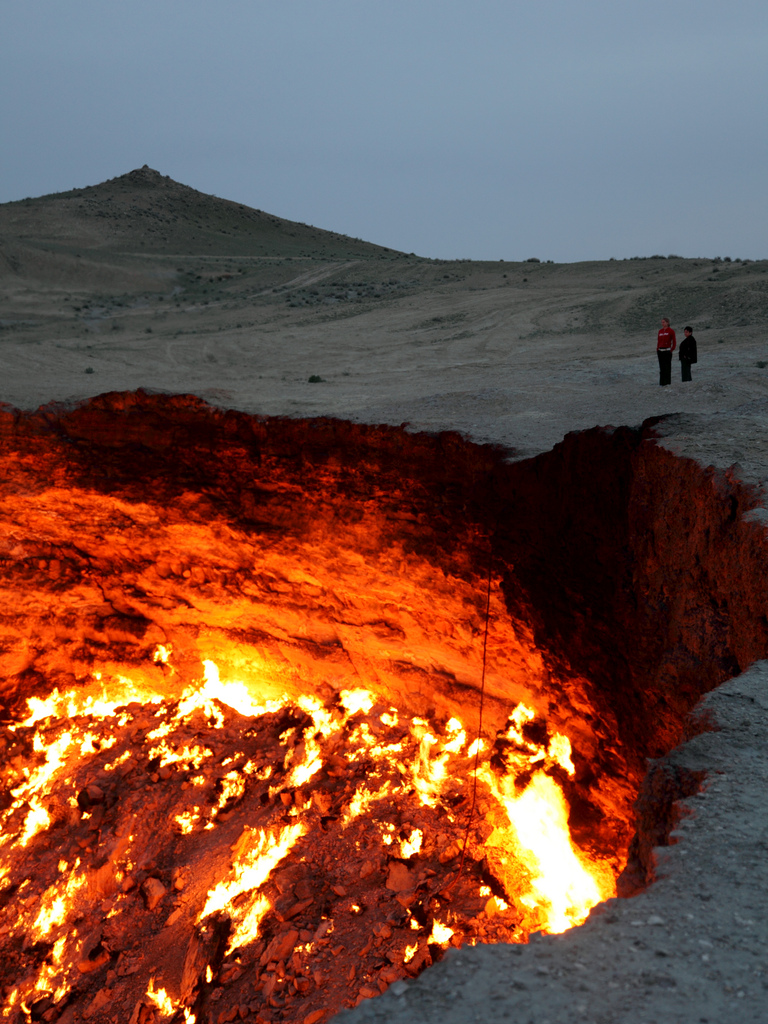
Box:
[442,537,494,894]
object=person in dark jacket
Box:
[656,317,676,385]
[679,326,698,382]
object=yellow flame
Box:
[104,749,132,771]
[33,936,68,1002]
[485,768,604,933]
[32,867,86,940]
[548,733,575,775]
[466,737,486,758]
[189,660,276,719]
[147,977,176,1019]
[229,894,271,951]
[400,828,423,859]
[340,689,374,715]
[216,771,245,810]
[174,810,201,835]
[201,822,306,919]
[342,783,391,826]
[8,730,74,847]
[429,920,454,945]
[154,644,172,664]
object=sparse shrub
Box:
[145,327,152,333]
[84,367,94,374]
[526,257,541,263]
[757,361,767,368]
[308,375,324,383]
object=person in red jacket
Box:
[656,317,676,385]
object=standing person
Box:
[679,326,698,382]
[657,317,676,385]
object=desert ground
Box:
[2,167,768,1022]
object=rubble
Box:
[0,661,622,1023]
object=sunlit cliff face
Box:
[1,392,766,1024]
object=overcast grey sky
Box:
[1,0,766,261]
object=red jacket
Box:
[657,326,676,351]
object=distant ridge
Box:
[0,166,401,260]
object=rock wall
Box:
[1,390,766,867]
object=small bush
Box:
[308,375,324,383]
[84,367,94,374]
[757,361,767,368]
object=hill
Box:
[0,164,400,262]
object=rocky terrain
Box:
[1,169,767,1023]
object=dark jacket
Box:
[679,334,697,363]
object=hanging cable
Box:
[441,535,494,894]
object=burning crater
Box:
[1,392,767,1024]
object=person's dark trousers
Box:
[658,349,672,385]
[681,360,692,382]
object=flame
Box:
[429,920,454,945]
[400,828,423,859]
[174,809,202,834]
[216,771,246,810]
[201,822,306,920]
[339,689,374,715]
[32,862,86,940]
[481,767,606,933]
[8,729,73,847]
[229,894,271,950]
[467,737,486,758]
[548,732,576,775]
[0,644,620,1024]
[154,644,172,664]
[147,977,176,1019]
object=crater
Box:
[1,390,766,1024]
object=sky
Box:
[1,0,766,262]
